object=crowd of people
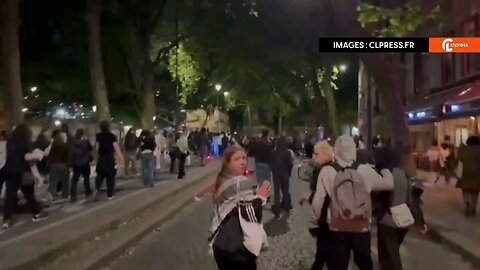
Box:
[207,130,447,270]
[0,122,240,231]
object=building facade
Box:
[358,0,480,152]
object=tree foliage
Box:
[357,2,441,37]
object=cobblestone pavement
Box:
[106,164,477,270]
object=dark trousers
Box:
[377,224,408,270]
[325,231,373,270]
[49,163,70,199]
[0,167,5,196]
[213,249,257,270]
[177,153,187,178]
[3,174,41,221]
[311,234,328,270]
[273,173,291,211]
[71,165,92,199]
[95,171,116,197]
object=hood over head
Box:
[334,135,357,167]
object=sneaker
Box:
[108,196,115,201]
[2,220,13,230]
[32,212,49,222]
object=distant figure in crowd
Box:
[139,130,156,187]
[70,128,93,202]
[271,136,294,218]
[456,136,480,217]
[3,124,48,230]
[94,120,124,201]
[124,128,138,176]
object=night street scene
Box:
[1,0,480,269]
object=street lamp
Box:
[339,64,347,72]
[223,91,229,97]
[215,84,222,91]
[30,86,38,92]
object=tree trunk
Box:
[318,67,341,138]
[1,0,24,127]
[86,0,111,122]
[361,54,410,146]
[140,65,156,129]
[277,113,283,136]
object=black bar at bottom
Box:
[319,37,429,53]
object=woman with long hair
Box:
[209,145,271,270]
[2,124,48,229]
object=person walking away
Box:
[456,136,480,217]
[0,131,7,198]
[48,130,70,201]
[442,135,455,185]
[70,128,93,202]
[154,130,166,170]
[271,137,294,218]
[375,148,427,270]
[196,128,209,166]
[310,135,394,270]
[209,145,271,270]
[304,137,315,159]
[221,132,229,156]
[426,140,450,184]
[175,131,189,179]
[253,130,273,185]
[124,128,138,176]
[139,130,156,187]
[93,121,124,201]
[2,124,48,229]
[299,141,334,270]
[169,132,181,174]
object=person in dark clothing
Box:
[124,128,138,176]
[33,127,50,177]
[2,124,48,229]
[253,130,273,185]
[441,135,455,185]
[375,147,427,270]
[70,128,93,202]
[304,137,314,159]
[139,130,156,187]
[221,132,229,156]
[94,121,124,201]
[196,128,210,166]
[271,137,294,218]
[48,129,70,200]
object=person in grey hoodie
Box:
[271,136,294,218]
[310,135,394,270]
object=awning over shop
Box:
[408,73,480,111]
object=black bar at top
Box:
[318,37,429,53]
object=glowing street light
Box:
[30,86,38,92]
[215,84,222,91]
[339,64,347,72]
[54,120,61,127]
[223,91,230,97]
[22,108,28,112]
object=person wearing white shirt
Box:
[175,131,189,179]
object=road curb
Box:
[426,218,480,268]
[0,162,220,270]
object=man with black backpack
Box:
[310,135,394,270]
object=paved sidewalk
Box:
[0,160,220,270]
[417,170,480,265]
